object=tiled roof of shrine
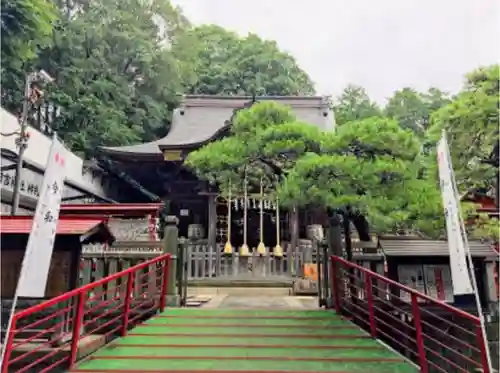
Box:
[379,237,498,260]
[99,95,335,159]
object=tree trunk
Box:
[326,210,343,308]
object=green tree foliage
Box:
[1,0,56,62]
[426,65,499,194]
[460,201,499,241]
[1,3,315,156]
[37,0,188,156]
[333,85,382,126]
[1,0,57,113]
[469,213,499,241]
[283,118,443,235]
[423,87,453,113]
[172,25,316,96]
[185,101,301,191]
[385,87,451,135]
[186,102,443,236]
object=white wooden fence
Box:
[183,240,319,280]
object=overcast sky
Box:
[171,0,499,103]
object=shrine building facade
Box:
[97,95,336,252]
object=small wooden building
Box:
[60,203,163,243]
[58,203,165,288]
[377,236,499,308]
[0,215,114,300]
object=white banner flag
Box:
[17,134,67,297]
[436,132,473,296]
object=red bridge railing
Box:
[1,253,172,373]
[331,255,491,373]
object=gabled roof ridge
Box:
[98,95,334,158]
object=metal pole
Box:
[2,85,45,366]
[10,73,34,215]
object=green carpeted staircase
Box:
[72,309,418,373]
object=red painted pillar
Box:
[411,293,428,373]
[69,292,86,367]
[476,324,491,373]
[1,317,17,373]
[121,272,135,336]
[365,273,377,337]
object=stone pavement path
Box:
[202,295,319,309]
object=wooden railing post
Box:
[411,293,428,373]
[69,292,86,367]
[159,256,170,312]
[365,273,377,337]
[121,272,135,336]
[475,323,491,373]
[1,317,17,373]
[330,257,341,313]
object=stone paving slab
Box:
[219,296,295,309]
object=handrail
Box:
[1,253,172,373]
[14,254,168,319]
[332,255,480,320]
[330,255,491,373]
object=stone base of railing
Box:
[187,277,294,288]
[291,278,318,295]
[165,294,180,307]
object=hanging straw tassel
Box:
[223,182,233,254]
[240,171,250,256]
[274,195,283,257]
[256,177,266,256]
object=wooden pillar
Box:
[485,261,499,308]
[289,205,299,252]
[207,195,219,276]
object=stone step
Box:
[188,287,291,297]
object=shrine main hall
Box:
[96,94,336,253]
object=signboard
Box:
[437,132,474,296]
[163,150,182,161]
[397,264,454,303]
[303,263,318,281]
[424,265,453,302]
[17,135,67,297]
[0,156,97,203]
[0,166,40,197]
[397,265,427,302]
